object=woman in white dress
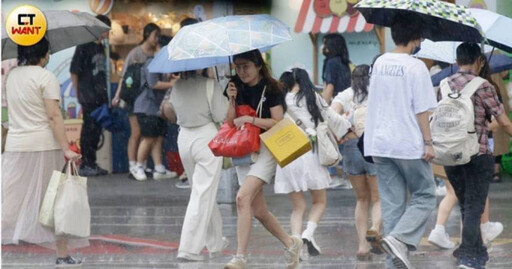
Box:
[274,68,341,256]
[331,65,382,259]
[2,38,86,268]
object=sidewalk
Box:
[2,173,512,268]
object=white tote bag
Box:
[39,165,67,228]
[54,161,90,238]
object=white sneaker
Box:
[481,222,503,244]
[153,169,177,180]
[177,251,204,261]
[131,166,147,181]
[302,232,321,256]
[224,255,247,269]
[381,236,413,269]
[209,237,230,258]
[435,185,447,196]
[284,236,303,269]
[428,228,455,249]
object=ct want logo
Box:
[6,5,47,46]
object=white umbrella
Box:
[469,8,512,53]
[2,10,110,60]
[416,39,493,64]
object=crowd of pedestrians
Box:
[2,12,511,269]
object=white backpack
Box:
[430,77,485,166]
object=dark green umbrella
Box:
[355,0,483,42]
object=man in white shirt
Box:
[364,14,437,269]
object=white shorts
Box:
[235,143,276,185]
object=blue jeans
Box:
[444,154,493,260]
[328,144,344,175]
[373,157,436,250]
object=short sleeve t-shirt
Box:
[133,61,167,116]
[322,57,351,97]
[364,53,437,159]
[120,46,153,78]
[5,66,61,152]
[70,42,108,106]
[224,78,285,120]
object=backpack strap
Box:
[460,77,486,97]
[440,76,486,99]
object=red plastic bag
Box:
[208,105,261,157]
[166,151,185,176]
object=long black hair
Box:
[283,68,324,127]
[322,34,350,64]
[351,64,370,103]
[17,37,50,66]
[322,34,350,83]
[232,49,284,95]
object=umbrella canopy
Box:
[355,0,482,42]
[469,8,512,53]
[2,10,110,60]
[431,53,512,86]
[416,39,494,64]
[148,14,292,73]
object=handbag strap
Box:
[286,107,307,130]
[206,78,215,121]
[255,86,266,118]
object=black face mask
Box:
[412,44,421,55]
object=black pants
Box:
[80,105,103,167]
[444,154,494,260]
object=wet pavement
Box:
[2,172,512,268]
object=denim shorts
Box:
[342,139,376,176]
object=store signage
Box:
[6,5,47,46]
[313,0,361,18]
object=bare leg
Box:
[252,187,293,248]
[480,198,490,223]
[128,116,141,163]
[235,176,293,255]
[150,136,164,166]
[436,179,458,226]
[56,239,68,258]
[349,175,371,254]
[136,137,156,164]
[307,189,327,224]
[367,175,382,232]
[289,192,307,236]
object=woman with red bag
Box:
[223,50,303,269]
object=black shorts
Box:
[136,114,167,137]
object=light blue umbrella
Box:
[470,8,512,53]
[148,14,292,73]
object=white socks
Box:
[303,221,318,238]
[129,161,136,168]
[434,224,446,233]
[155,164,166,173]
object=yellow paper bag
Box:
[260,117,312,168]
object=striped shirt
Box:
[445,71,504,155]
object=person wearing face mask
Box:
[2,37,86,267]
[70,14,111,177]
[363,14,437,269]
[439,43,512,269]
